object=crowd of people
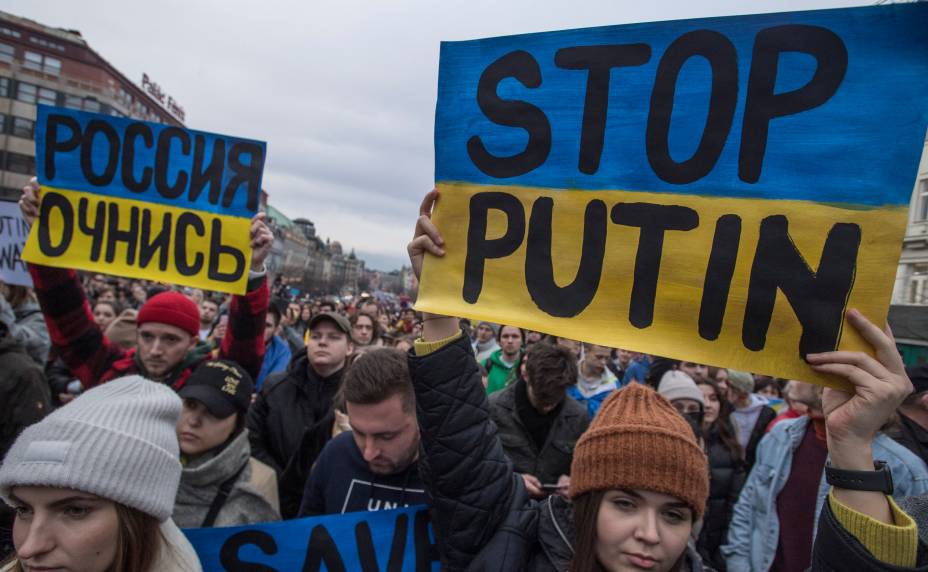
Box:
[1,182,927,570]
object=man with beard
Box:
[298,348,427,515]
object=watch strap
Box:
[825,460,894,495]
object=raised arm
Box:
[219,213,272,380]
[808,309,921,569]
[406,190,527,569]
[20,180,124,387]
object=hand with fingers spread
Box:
[19,177,41,225]
[406,189,444,281]
[807,308,912,464]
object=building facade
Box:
[0,11,181,201]
[893,134,928,305]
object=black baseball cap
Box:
[179,360,254,418]
[309,311,351,336]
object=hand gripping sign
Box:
[416,4,928,387]
[23,106,266,294]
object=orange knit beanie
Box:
[568,383,709,518]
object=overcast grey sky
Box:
[8,0,864,270]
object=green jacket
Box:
[484,349,521,394]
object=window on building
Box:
[15,82,36,103]
[83,98,100,112]
[0,27,22,39]
[23,50,61,75]
[916,179,928,221]
[5,153,35,175]
[11,117,34,139]
[23,51,41,70]
[38,87,56,106]
[29,36,65,52]
[0,42,13,63]
[0,113,6,134]
[43,56,61,75]
[0,77,9,98]
[64,94,82,109]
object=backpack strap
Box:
[201,464,246,527]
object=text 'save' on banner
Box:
[23,106,266,294]
[183,506,439,572]
[417,4,928,387]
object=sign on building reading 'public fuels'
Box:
[22,106,266,294]
[416,4,928,387]
[183,505,438,572]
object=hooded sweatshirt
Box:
[173,429,280,528]
[731,393,770,450]
[473,338,500,363]
[299,431,429,516]
[484,348,520,394]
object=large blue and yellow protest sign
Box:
[417,4,928,386]
[183,506,439,571]
[22,106,266,294]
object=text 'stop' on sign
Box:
[418,4,928,387]
[23,106,267,294]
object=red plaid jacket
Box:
[29,264,268,390]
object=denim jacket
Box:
[721,416,928,572]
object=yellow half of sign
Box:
[416,182,909,389]
[22,187,253,295]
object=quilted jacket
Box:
[408,333,709,571]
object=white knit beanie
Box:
[0,375,182,522]
[658,370,705,405]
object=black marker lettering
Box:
[647,30,738,184]
[525,197,606,317]
[463,192,526,303]
[467,50,551,178]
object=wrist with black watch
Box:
[825,460,894,494]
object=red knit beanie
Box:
[136,292,200,337]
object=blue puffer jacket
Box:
[722,416,928,572]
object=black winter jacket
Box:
[697,427,746,571]
[409,334,710,571]
[488,380,589,486]
[246,352,344,475]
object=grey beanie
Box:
[477,321,500,335]
[0,375,182,522]
[658,371,705,405]
[727,370,755,396]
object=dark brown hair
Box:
[338,348,414,412]
[350,312,382,345]
[568,491,691,572]
[696,378,743,461]
[524,342,576,408]
[568,491,607,572]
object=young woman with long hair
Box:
[0,376,201,571]
[694,378,746,571]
